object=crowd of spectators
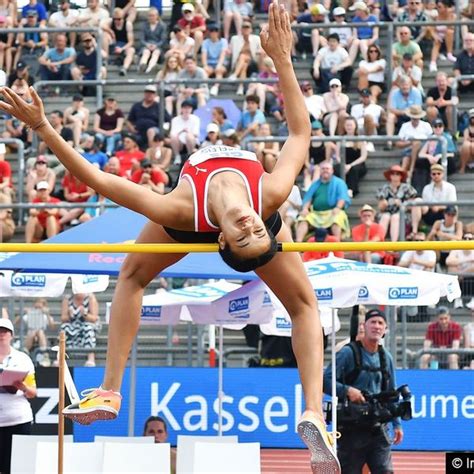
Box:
[0,0,474,370]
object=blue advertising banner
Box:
[74,368,474,451]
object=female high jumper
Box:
[0,3,340,471]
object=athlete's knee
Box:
[118,254,154,289]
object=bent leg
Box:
[103,222,187,391]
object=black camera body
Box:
[325,384,413,429]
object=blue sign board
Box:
[74,368,474,451]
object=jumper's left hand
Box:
[260,0,292,63]
[0,87,47,131]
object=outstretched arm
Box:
[0,87,178,227]
[262,1,311,209]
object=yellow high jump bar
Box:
[0,241,474,253]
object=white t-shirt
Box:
[284,185,303,219]
[351,102,383,128]
[399,250,437,271]
[399,120,433,140]
[447,250,474,272]
[304,94,326,120]
[0,69,6,87]
[358,58,386,83]
[49,9,79,28]
[0,348,35,427]
[422,181,457,203]
[329,23,353,47]
[78,6,110,27]
[392,65,423,92]
[317,46,349,69]
[170,114,201,143]
[170,36,195,51]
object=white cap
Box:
[350,1,369,12]
[333,6,346,16]
[182,3,194,12]
[36,181,49,190]
[329,77,342,87]
[0,318,14,334]
[206,123,220,134]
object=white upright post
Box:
[331,308,338,447]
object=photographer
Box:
[323,309,404,474]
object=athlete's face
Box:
[218,208,271,259]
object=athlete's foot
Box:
[298,410,341,474]
[63,387,122,425]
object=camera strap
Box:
[344,341,390,392]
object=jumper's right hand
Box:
[260,0,292,63]
[0,87,47,132]
[347,387,366,404]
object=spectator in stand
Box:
[386,76,423,149]
[0,192,15,242]
[357,44,386,103]
[0,15,13,75]
[322,78,349,136]
[350,1,379,61]
[39,33,76,82]
[76,0,110,29]
[177,3,206,57]
[61,293,99,367]
[454,33,474,94]
[7,61,34,88]
[221,128,240,148]
[304,120,329,189]
[0,318,37,474]
[80,135,108,169]
[143,416,177,473]
[60,171,93,226]
[211,106,235,135]
[392,26,424,69]
[460,108,474,173]
[421,163,457,227]
[396,105,433,185]
[16,11,48,63]
[104,156,124,177]
[293,4,328,59]
[447,233,474,309]
[255,122,279,171]
[296,160,351,242]
[138,8,167,74]
[48,0,80,47]
[93,97,124,157]
[279,183,302,237]
[420,307,461,369]
[429,0,456,73]
[17,298,54,366]
[236,94,266,150]
[229,21,261,95]
[376,165,420,242]
[114,0,137,23]
[71,33,107,88]
[164,25,195,67]
[312,33,352,93]
[392,53,423,97]
[130,159,166,194]
[25,181,61,242]
[223,0,253,41]
[246,56,278,110]
[302,227,344,262]
[201,24,228,97]
[396,0,428,43]
[463,309,474,369]
[127,85,170,149]
[328,116,368,198]
[0,0,16,27]
[399,231,437,272]
[102,8,135,76]
[425,72,457,133]
[115,133,145,176]
[0,142,13,202]
[145,133,172,176]
[301,81,326,122]
[25,155,56,201]
[155,55,182,116]
[177,55,209,110]
[170,100,200,165]
[64,95,90,149]
[200,122,222,148]
[37,111,73,167]
[20,0,47,25]
[329,7,359,65]
[349,204,385,263]
[350,88,384,142]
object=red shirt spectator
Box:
[302,229,344,262]
[130,168,166,186]
[32,196,62,229]
[0,160,12,188]
[351,205,385,261]
[62,172,90,202]
[426,320,462,347]
[115,134,145,175]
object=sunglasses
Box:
[391,171,403,175]
[431,172,442,176]
[369,49,378,53]
[330,84,340,88]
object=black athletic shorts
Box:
[163,212,283,243]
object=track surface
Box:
[261,450,445,473]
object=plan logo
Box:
[276,317,292,329]
[316,288,333,301]
[141,306,162,319]
[263,292,272,305]
[358,286,369,299]
[229,297,249,313]
[11,274,46,288]
[82,275,99,284]
[388,287,418,299]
